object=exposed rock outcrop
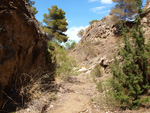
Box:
[81,15,119,43]
[0,0,54,108]
[72,15,120,69]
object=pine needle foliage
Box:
[111,0,139,23]
[111,1,150,109]
[43,5,68,42]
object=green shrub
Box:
[110,11,150,109]
[64,39,76,50]
[91,64,102,77]
[96,80,103,93]
[89,19,99,25]
[48,41,78,80]
[92,78,119,110]
[91,65,103,93]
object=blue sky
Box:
[34,0,147,42]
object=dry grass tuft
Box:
[1,68,55,112]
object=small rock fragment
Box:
[50,105,54,108]
[27,108,30,112]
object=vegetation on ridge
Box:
[89,19,99,25]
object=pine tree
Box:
[111,0,138,23]
[43,5,68,42]
[111,0,150,109]
[26,0,38,15]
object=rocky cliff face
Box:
[72,3,150,70]
[81,15,119,43]
[0,0,54,107]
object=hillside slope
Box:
[72,14,120,70]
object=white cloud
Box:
[65,26,88,43]
[101,0,112,4]
[90,6,110,14]
[88,0,99,2]
[66,20,72,24]
[88,0,112,4]
[90,6,106,13]
[97,10,110,14]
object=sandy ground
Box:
[47,73,102,113]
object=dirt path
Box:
[16,69,150,113]
[16,69,108,113]
[46,73,102,113]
